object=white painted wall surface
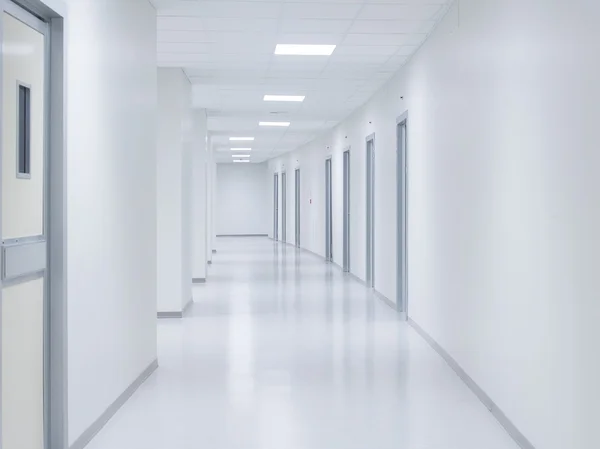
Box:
[157,68,192,313]
[64,0,157,444]
[268,1,600,447]
[217,163,269,236]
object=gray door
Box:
[273,173,279,241]
[281,172,287,243]
[366,136,375,288]
[325,158,333,262]
[397,117,408,316]
[295,168,300,248]
[343,150,350,272]
[1,4,49,449]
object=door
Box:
[281,172,287,243]
[366,135,375,288]
[295,168,300,248]
[273,173,279,241]
[397,117,408,316]
[343,150,350,272]
[1,4,49,449]
[325,158,333,262]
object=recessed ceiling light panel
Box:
[275,44,336,56]
[229,137,255,141]
[264,95,305,102]
[259,121,290,127]
[232,154,251,158]
[231,148,252,151]
[233,160,250,163]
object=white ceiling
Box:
[152,0,451,163]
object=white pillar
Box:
[206,137,214,263]
[192,110,208,282]
[157,68,192,315]
[211,155,217,252]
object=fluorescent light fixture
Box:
[259,121,290,127]
[231,148,252,151]
[229,137,254,141]
[264,95,305,102]
[233,160,250,163]
[232,154,250,158]
[275,44,336,56]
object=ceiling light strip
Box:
[264,95,305,102]
[259,121,290,127]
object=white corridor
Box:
[86,237,519,449]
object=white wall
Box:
[217,163,269,236]
[268,1,600,447]
[64,0,157,444]
[157,68,193,313]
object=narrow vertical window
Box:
[18,84,31,177]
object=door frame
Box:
[397,112,408,319]
[342,148,350,272]
[325,157,332,262]
[294,168,300,248]
[365,134,375,288]
[273,172,279,241]
[0,1,67,448]
[281,172,287,243]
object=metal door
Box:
[1,3,49,449]
[273,173,279,241]
[343,150,350,272]
[397,116,408,317]
[325,158,332,262]
[366,135,375,288]
[281,172,286,243]
[295,169,300,248]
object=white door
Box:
[366,136,375,288]
[1,4,48,449]
[325,158,332,262]
[397,118,408,316]
[281,172,287,243]
[343,150,350,272]
[273,173,279,241]
[295,169,300,248]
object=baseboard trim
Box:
[302,246,325,260]
[348,271,366,286]
[69,359,158,449]
[158,298,194,319]
[216,234,268,237]
[279,239,531,449]
[281,241,376,295]
[407,318,535,449]
[282,242,398,315]
[192,277,206,284]
[182,297,193,316]
[157,311,182,319]
[373,288,397,311]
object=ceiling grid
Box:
[152,0,451,162]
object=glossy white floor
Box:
[86,237,518,449]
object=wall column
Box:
[156,68,192,316]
